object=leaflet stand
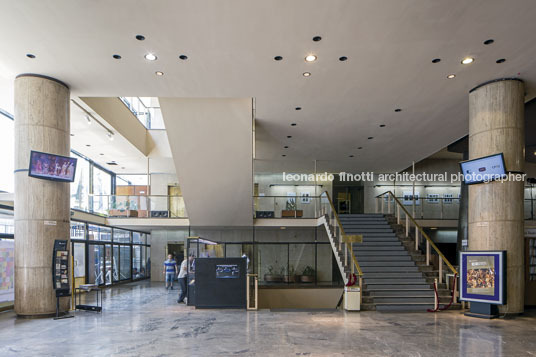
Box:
[52,239,74,320]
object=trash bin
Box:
[344,286,361,311]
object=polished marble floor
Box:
[0,281,535,356]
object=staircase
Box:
[339,214,456,311]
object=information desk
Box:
[75,284,102,312]
[193,258,247,309]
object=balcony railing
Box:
[254,195,324,219]
[119,97,165,129]
[89,195,187,218]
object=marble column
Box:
[468,78,525,314]
[14,74,71,317]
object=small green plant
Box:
[286,198,297,211]
[287,265,295,276]
[302,266,315,276]
[267,265,275,275]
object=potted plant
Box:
[264,265,283,282]
[284,265,296,283]
[300,266,316,283]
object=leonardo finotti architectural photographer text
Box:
[282,171,527,184]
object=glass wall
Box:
[186,227,339,287]
[70,220,150,287]
[70,152,90,211]
[93,166,112,215]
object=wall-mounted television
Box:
[459,251,506,305]
[459,153,507,185]
[28,150,77,183]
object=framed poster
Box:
[427,193,439,204]
[402,191,420,206]
[459,251,506,305]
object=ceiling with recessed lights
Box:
[1,0,536,173]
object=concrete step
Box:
[366,284,430,290]
[357,256,412,261]
[360,266,419,273]
[364,272,424,279]
[365,278,427,284]
[357,241,401,246]
[345,228,393,233]
[355,250,409,256]
[368,289,434,297]
[359,233,398,237]
[339,214,384,218]
[374,297,435,304]
[341,221,393,231]
[357,246,405,251]
[358,261,415,267]
[375,303,435,312]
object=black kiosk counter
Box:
[192,258,247,309]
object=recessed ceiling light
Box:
[85,114,91,125]
[484,39,494,45]
[357,147,363,149]
[179,55,188,60]
[107,132,114,141]
[447,74,456,79]
[287,135,292,138]
[496,58,506,64]
[100,153,104,155]
[291,123,297,126]
[339,56,348,62]
[70,134,74,137]
[86,144,91,147]
[282,154,286,157]
[394,108,402,112]
[274,56,283,61]
[144,53,157,61]
[303,72,311,77]
[305,55,317,62]
[113,54,122,59]
[432,58,441,63]
[135,35,145,41]
[284,146,289,149]
[368,137,373,140]
[380,124,386,127]
[155,71,164,76]
[121,167,125,169]
[295,107,302,111]
[349,155,354,158]
[534,151,536,155]
[26,54,36,59]
[461,57,474,64]
[312,36,322,42]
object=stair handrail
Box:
[320,191,363,277]
[376,191,458,278]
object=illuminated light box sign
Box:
[460,251,506,305]
[29,150,77,183]
[459,153,507,185]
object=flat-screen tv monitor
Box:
[459,153,507,185]
[459,251,506,305]
[28,150,77,183]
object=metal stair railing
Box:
[375,191,458,283]
[320,191,363,297]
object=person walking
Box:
[163,254,178,290]
[177,255,193,303]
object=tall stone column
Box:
[468,78,525,314]
[14,74,70,317]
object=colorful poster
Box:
[0,239,15,303]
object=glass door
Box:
[72,242,86,289]
[113,245,120,282]
[104,244,112,285]
[88,244,104,285]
